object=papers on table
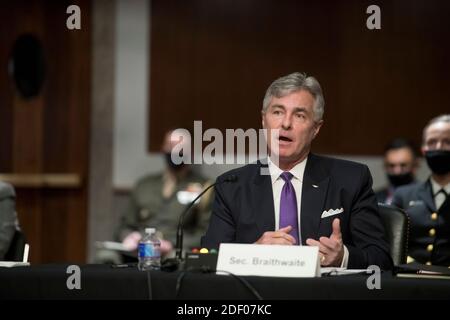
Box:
[321,267,369,276]
[95,241,132,252]
[394,263,450,280]
[0,261,30,268]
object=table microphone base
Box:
[161,258,183,272]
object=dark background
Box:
[0,0,90,262]
[150,0,450,154]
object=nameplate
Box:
[216,243,320,277]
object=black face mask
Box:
[165,152,185,171]
[425,150,450,175]
[387,172,414,188]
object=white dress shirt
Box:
[430,178,450,210]
[267,156,349,268]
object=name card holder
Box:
[217,243,320,277]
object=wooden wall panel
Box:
[0,0,91,263]
[149,0,450,155]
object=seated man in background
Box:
[0,181,18,260]
[375,138,419,204]
[393,114,450,266]
[97,130,212,264]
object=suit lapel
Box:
[252,162,276,235]
[417,180,436,212]
[301,154,330,243]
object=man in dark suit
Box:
[392,114,450,266]
[202,72,392,270]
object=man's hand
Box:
[123,232,174,256]
[255,226,297,245]
[306,218,344,267]
[122,231,142,251]
[159,239,173,255]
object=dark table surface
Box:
[1,264,449,300]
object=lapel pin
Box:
[312,184,318,188]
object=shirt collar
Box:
[267,156,308,185]
[430,177,450,197]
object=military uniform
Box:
[0,182,17,260]
[392,180,450,266]
[115,170,212,251]
[375,187,392,204]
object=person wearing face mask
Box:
[392,114,450,266]
[96,129,212,264]
[375,138,419,205]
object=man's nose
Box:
[393,166,403,175]
[281,115,292,130]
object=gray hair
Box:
[262,72,325,121]
[422,114,450,144]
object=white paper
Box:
[0,261,30,268]
[217,243,320,278]
[95,241,131,252]
[320,267,369,275]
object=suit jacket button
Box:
[427,244,434,252]
[429,228,436,237]
[431,213,438,220]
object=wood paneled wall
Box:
[0,0,91,263]
[149,0,450,154]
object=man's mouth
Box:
[279,135,293,142]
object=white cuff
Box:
[340,245,349,268]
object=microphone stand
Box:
[175,182,217,260]
[161,175,236,271]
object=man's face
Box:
[384,148,417,176]
[262,90,323,167]
[422,122,450,153]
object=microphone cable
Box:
[174,267,263,300]
[146,269,153,300]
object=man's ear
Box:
[313,120,324,139]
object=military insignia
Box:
[409,200,424,207]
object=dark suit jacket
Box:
[392,180,450,266]
[201,153,392,270]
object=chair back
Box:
[4,229,27,261]
[378,203,409,266]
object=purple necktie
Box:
[279,172,299,245]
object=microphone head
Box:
[224,175,238,183]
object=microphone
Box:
[162,174,237,271]
[175,174,237,259]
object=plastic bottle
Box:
[138,228,161,271]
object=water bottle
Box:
[138,228,161,271]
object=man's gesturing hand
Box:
[255,226,297,245]
[306,218,344,267]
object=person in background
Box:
[375,138,419,204]
[97,129,212,264]
[392,114,450,266]
[0,181,17,260]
